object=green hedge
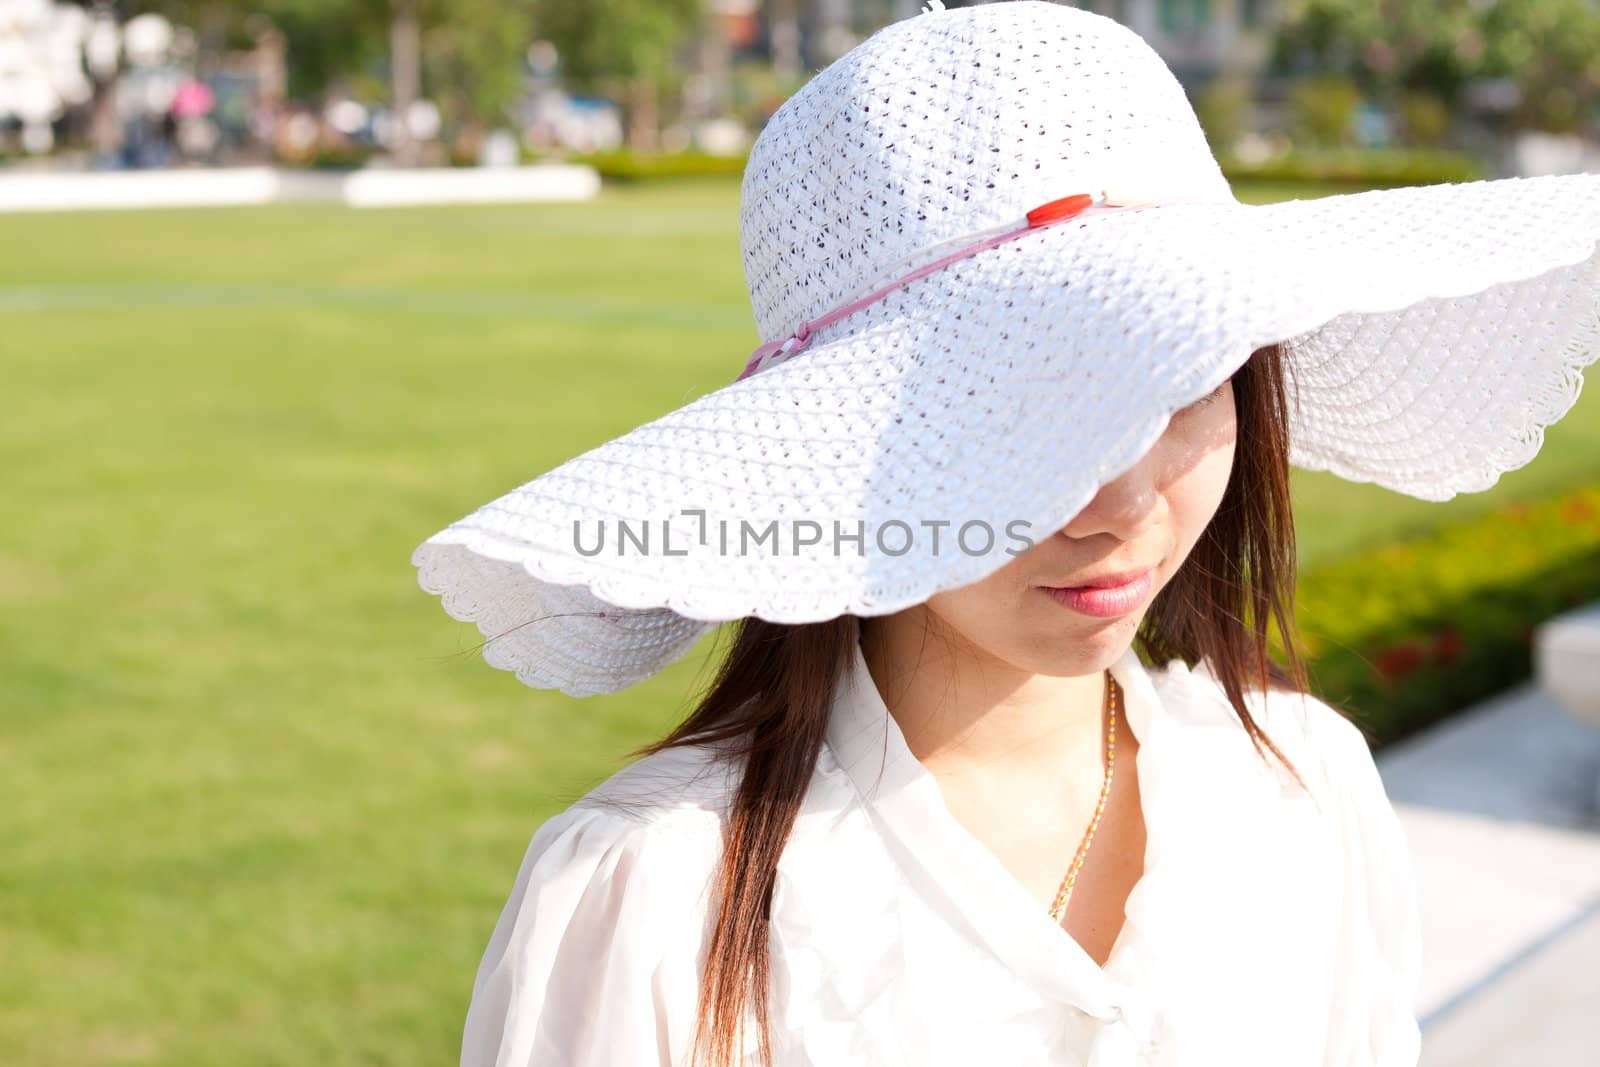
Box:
[551,149,747,182]
[1219,147,1484,188]
[524,146,1484,188]
[1294,486,1600,747]
[301,145,378,170]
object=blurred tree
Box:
[1477,0,1600,133]
[386,0,422,163]
[1195,75,1253,155]
[256,0,385,102]
[420,0,537,151]
[531,0,704,150]
[1290,73,1362,146]
[1398,90,1450,147]
[1274,0,1600,135]
[1275,0,1485,107]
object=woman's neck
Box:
[858,608,1114,786]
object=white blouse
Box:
[461,631,1424,1066]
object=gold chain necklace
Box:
[1047,671,1119,924]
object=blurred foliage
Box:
[1219,145,1483,185]
[303,142,380,169]
[530,0,701,91]
[1195,75,1253,155]
[1397,89,1451,147]
[549,148,747,181]
[727,59,810,131]
[1479,0,1600,132]
[530,0,704,150]
[265,0,535,130]
[418,0,538,133]
[1293,485,1600,745]
[1275,0,1600,132]
[259,2,385,103]
[1289,72,1363,146]
[548,143,1485,187]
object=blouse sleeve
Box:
[461,802,721,1067]
[1313,708,1425,1067]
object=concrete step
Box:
[1374,671,1600,1063]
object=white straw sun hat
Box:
[412,0,1600,698]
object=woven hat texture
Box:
[413,1,1600,697]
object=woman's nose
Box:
[1056,452,1167,544]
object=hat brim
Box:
[414,173,1600,696]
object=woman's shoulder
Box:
[1146,654,1384,800]
[464,745,742,1066]
[527,724,871,881]
[1149,654,1365,743]
[482,742,745,922]
[1163,662,1423,1052]
[568,736,746,831]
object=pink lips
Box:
[1041,568,1155,618]
[1061,567,1152,590]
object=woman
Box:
[411,4,1600,1065]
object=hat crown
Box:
[739,1,1234,343]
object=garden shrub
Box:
[1219,146,1483,187]
[1289,486,1600,747]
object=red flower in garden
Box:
[1373,641,1429,680]
[1560,495,1597,526]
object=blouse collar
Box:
[822,622,1166,1018]
[819,618,1332,1060]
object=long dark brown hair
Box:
[616,341,1316,1065]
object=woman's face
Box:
[922,374,1239,677]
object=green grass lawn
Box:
[2,178,1595,1065]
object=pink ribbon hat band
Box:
[737,191,1143,381]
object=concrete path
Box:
[1373,676,1600,1064]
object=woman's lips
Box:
[1040,568,1155,618]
